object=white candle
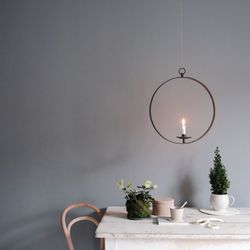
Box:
[181,118,186,135]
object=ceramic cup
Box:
[170,206,184,221]
[210,194,235,211]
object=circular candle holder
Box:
[149,68,216,144]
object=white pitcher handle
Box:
[229,195,235,206]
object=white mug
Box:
[210,194,235,211]
[170,207,184,221]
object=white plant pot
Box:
[210,193,235,211]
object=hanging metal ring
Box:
[149,68,216,144]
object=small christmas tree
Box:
[209,147,230,194]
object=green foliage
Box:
[126,200,151,219]
[209,147,230,194]
[118,179,155,203]
[118,179,156,219]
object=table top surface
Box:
[96,206,250,240]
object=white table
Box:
[96,206,250,250]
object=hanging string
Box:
[180,0,184,67]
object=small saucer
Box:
[167,218,185,223]
[200,208,240,216]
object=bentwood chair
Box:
[61,202,104,250]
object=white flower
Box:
[144,180,153,189]
[127,181,132,190]
[118,179,125,190]
[153,184,158,189]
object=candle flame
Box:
[181,118,186,126]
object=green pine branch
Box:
[209,147,230,194]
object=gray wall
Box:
[1,0,250,249]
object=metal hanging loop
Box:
[178,68,186,77]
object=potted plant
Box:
[118,179,156,219]
[209,147,234,211]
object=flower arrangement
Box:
[118,179,157,219]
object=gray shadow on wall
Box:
[0,211,64,250]
[179,174,196,207]
[171,157,196,207]
[0,209,104,250]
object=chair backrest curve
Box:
[61,202,104,250]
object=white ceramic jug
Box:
[210,194,235,211]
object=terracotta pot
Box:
[152,197,174,217]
